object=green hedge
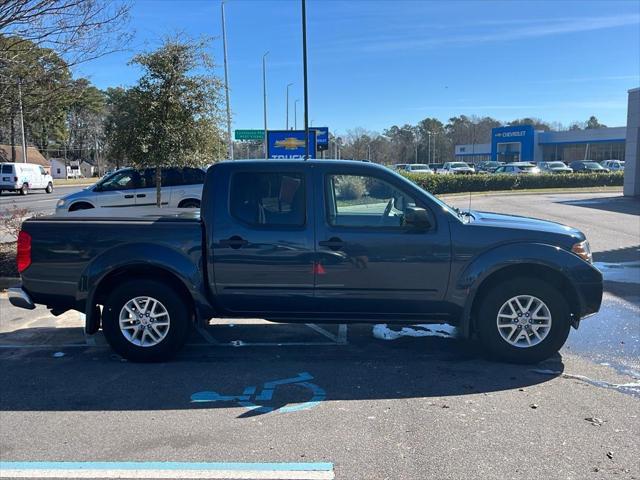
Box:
[401,172,624,195]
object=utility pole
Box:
[286,83,293,130]
[301,0,309,159]
[221,1,233,160]
[294,99,299,129]
[262,51,269,159]
[17,78,27,163]
[431,131,436,162]
[427,132,431,164]
[94,135,100,176]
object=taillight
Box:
[17,230,31,273]
[14,176,18,182]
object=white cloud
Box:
[358,13,640,52]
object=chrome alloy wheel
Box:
[496,295,552,348]
[119,296,171,347]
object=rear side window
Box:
[1,165,13,174]
[230,172,305,227]
[183,167,205,185]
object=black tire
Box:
[45,182,53,194]
[102,279,192,362]
[69,202,94,212]
[476,277,571,364]
[178,199,200,208]
[20,183,28,195]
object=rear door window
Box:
[1,165,13,174]
[183,167,205,185]
[230,172,306,227]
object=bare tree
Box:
[0,1,131,93]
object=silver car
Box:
[494,162,541,175]
[56,167,206,214]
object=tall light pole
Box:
[431,131,437,162]
[17,78,27,163]
[301,0,310,159]
[294,99,299,129]
[262,51,269,159]
[427,132,431,164]
[221,1,233,160]
[285,82,293,130]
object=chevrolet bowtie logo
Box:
[275,137,306,150]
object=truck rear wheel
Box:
[102,279,191,362]
[476,277,571,364]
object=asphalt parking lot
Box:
[0,190,639,479]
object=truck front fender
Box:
[453,242,602,338]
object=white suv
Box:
[0,162,54,195]
[601,160,625,172]
[56,166,206,213]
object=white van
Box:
[0,162,54,195]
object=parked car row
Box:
[393,159,624,175]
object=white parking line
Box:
[0,462,335,479]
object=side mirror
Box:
[404,206,431,230]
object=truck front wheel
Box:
[102,279,191,362]
[476,277,571,364]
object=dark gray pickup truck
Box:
[10,160,603,362]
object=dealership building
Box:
[454,125,627,165]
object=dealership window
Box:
[542,141,625,163]
[496,142,521,162]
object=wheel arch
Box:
[468,263,581,337]
[68,200,95,211]
[87,264,196,334]
[177,198,201,208]
[82,243,213,334]
[455,242,588,338]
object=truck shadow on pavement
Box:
[556,195,640,216]
[0,323,565,416]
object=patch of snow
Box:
[372,323,456,341]
[594,261,640,284]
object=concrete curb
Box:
[0,277,20,290]
[440,187,623,200]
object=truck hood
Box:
[471,210,584,240]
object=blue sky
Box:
[76,0,640,135]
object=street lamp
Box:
[221,1,233,160]
[301,0,309,159]
[294,99,300,129]
[286,83,293,130]
[262,51,269,159]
